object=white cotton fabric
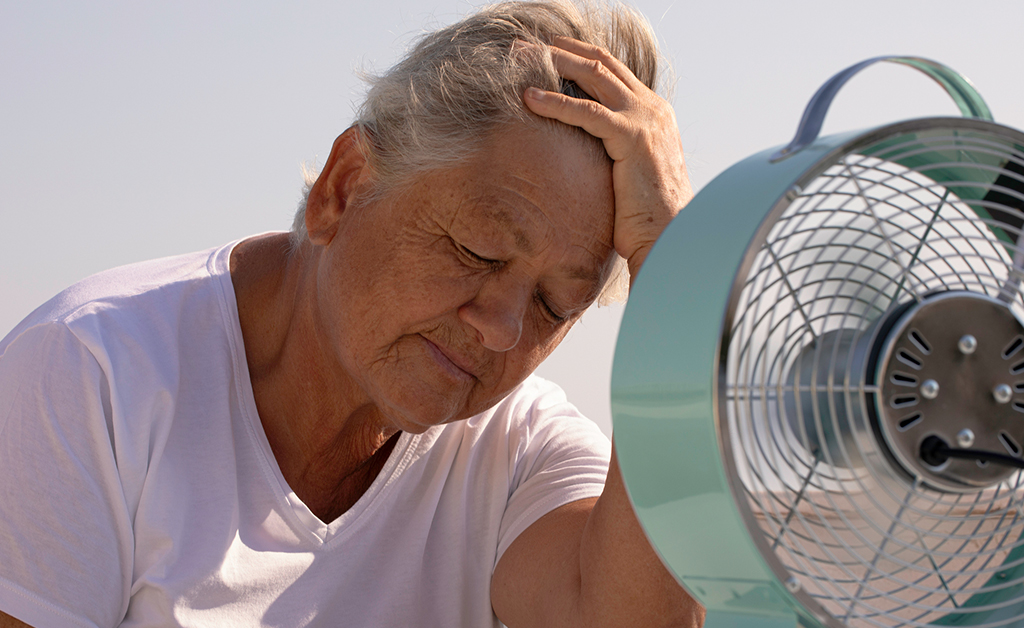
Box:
[0,239,611,628]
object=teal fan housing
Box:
[612,57,1024,628]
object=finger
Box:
[547,46,632,110]
[524,87,634,159]
[550,36,646,92]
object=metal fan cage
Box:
[720,122,1024,627]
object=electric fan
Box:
[612,56,1024,628]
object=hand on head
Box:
[523,37,693,284]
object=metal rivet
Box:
[958,335,978,355]
[785,576,801,593]
[957,429,975,448]
[920,379,940,400]
[994,384,1013,404]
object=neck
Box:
[231,233,399,521]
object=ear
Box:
[305,126,373,245]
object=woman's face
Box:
[314,124,616,433]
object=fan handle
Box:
[770,55,993,161]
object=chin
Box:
[376,391,469,434]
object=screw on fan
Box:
[786,290,1024,492]
[872,291,1024,490]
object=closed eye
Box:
[452,238,501,268]
[535,291,567,324]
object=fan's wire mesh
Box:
[723,130,1024,627]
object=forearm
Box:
[576,445,705,627]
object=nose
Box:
[458,275,530,352]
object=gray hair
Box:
[292,0,669,304]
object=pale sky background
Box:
[3,0,1023,435]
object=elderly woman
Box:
[0,1,702,627]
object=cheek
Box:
[537,318,573,355]
[510,316,574,373]
[464,322,570,416]
[338,254,486,348]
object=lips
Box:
[421,335,479,382]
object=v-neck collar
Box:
[212,237,422,546]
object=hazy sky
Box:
[3,0,1023,434]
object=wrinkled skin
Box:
[305,124,617,437]
[227,116,620,522]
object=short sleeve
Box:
[0,322,133,628]
[494,377,611,563]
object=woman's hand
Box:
[523,36,692,285]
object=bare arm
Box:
[578,447,704,626]
[492,447,704,627]
[492,37,704,627]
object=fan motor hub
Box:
[874,292,1024,491]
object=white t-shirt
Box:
[0,239,611,628]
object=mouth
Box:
[421,335,477,382]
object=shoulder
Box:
[2,241,238,362]
[0,240,250,446]
[470,375,585,431]
[6,244,228,331]
[443,375,610,491]
[477,374,610,449]
[420,375,610,483]
[443,375,607,455]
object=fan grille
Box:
[722,129,1024,627]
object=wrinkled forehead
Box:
[483,120,612,215]
[466,121,617,283]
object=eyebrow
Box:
[485,206,535,254]
[568,265,603,285]
[480,199,606,289]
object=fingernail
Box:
[525,87,546,101]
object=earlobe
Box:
[305,126,373,246]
